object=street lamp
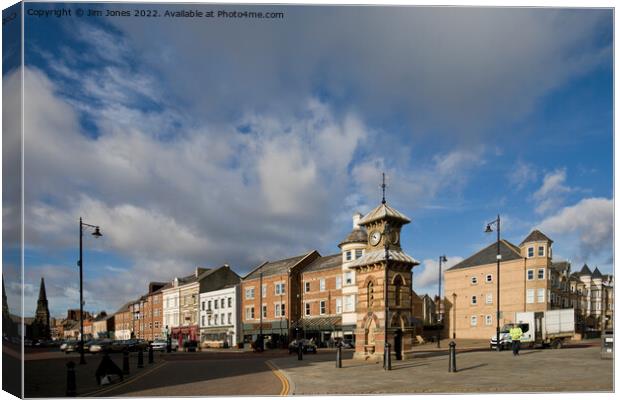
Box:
[452,293,457,339]
[383,222,392,371]
[437,255,447,348]
[78,217,102,364]
[485,215,501,352]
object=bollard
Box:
[148,345,154,364]
[66,361,77,397]
[384,342,392,371]
[137,348,144,368]
[437,332,441,348]
[297,342,303,361]
[122,349,130,375]
[448,341,457,373]
[336,344,342,368]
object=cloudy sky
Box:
[2,3,613,318]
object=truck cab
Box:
[489,322,533,350]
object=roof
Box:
[448,240,523,271]
[303,254,342,273]
[115,300,134,314]
[578,264,592,276]
[338,228,368,247]
[592,267,603,279]
[244,251,316,280]
[357,202,411,226]
[347,249,419,268]
[551,261,570,272]
[520,230,553,246]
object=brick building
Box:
[114,301,133,340]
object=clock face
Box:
[369,230,382,246]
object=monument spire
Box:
[381,172,387,204]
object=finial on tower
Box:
[381,172,387,204]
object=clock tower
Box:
[348,189,419,361]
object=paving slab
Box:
[270,346,613,394]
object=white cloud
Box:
[413,256,464,295]
[532,168,573,214]
[508,161,538,191]
[538,197,613,260]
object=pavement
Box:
[269,345,613,394]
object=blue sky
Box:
[2,3,613,317]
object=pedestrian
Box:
[509,323,523,356]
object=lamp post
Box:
[437,255,447,348]
[383,222,392,371]
[485,215,501,352]
[78,217,102,364]
[452,293,457,339]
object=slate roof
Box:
[303,253,342,273]
[358,202,411,226]
[347,249,419,268]
[551,261,571,272]
[592,267,603,279]
[578,264,592,276]
[447,240,523,271]
[244,251,317,280]
[520,230,553,245]
[338,228,368,247]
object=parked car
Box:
[89,339,114,353]
[288,339,317,354]
[108,340,128,353]
[151,339,178,352]
[183,340,199,352]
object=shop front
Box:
[171,325,198,347]
[200,326,236,348]
[242,320,289,349]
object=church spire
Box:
[38,277,47,302]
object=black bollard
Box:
[437,332,441,348]
[66,361,77,397]
[137,348,144,368]
[122,350,130,375]
[448,341,457,372]
[336,344,342,368]
[148,345,154,364]
[384,342,392,371]
[297,342,303,360]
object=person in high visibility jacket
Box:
[509,324,523,356]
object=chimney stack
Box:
[352,212,363,229]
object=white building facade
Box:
[162,280,180,336]
[199,285,242,347]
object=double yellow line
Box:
[265,360,290,396]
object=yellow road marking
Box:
[265,360,290,396]
[81,360,168,397]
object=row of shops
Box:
[242,317,356,348]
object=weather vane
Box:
[381,172,387,204]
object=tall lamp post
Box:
[485,215,501,352]
[383,222,392,371]
[78,218,102,364]
[452,293,457,339]
[437,255,447,348]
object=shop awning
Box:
[290,316,342,331]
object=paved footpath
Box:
[270,346,613,394]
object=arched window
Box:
[394,275,404,306]
[367,281,374,309]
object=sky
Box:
[2,3,613,318]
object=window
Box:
[344,295,355,312]
[262,305,267,319]
[221,298,225,308]
[201,301,205,311]
[528,247,534,258]
[305,282,311,292]
[394,275,404,306]
[345,271,353,285]
[275,282,285,295]
[336,276,342,289]
[208,316,212,326]
[538,246,544,257]
[527,270,534,280]
[201,316,205,326]
[367,282,374,309]
[221,314,225,325]
[471,276,478,285]
[486,274,493,283]
[471,295,477,305]
[228,313,232,324]
[485,315,492,326]
[486,293,492,304]
[346,251,352,261]
[320,279,326,291]
[246,307,254,320]
[320,300,327,315]
[470,316,477,326]
[355,249,363,259]
[538,268,545,280]
[336,298,342,314]
[245,288,255,300]
[305,302,311,316]
[228,297,232,308]
[526,289,535,304]
[214,300,218,309]
[275,303,286,317]
[207,300,212,310]
[262,284,267,298]
[537,288,545,303]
